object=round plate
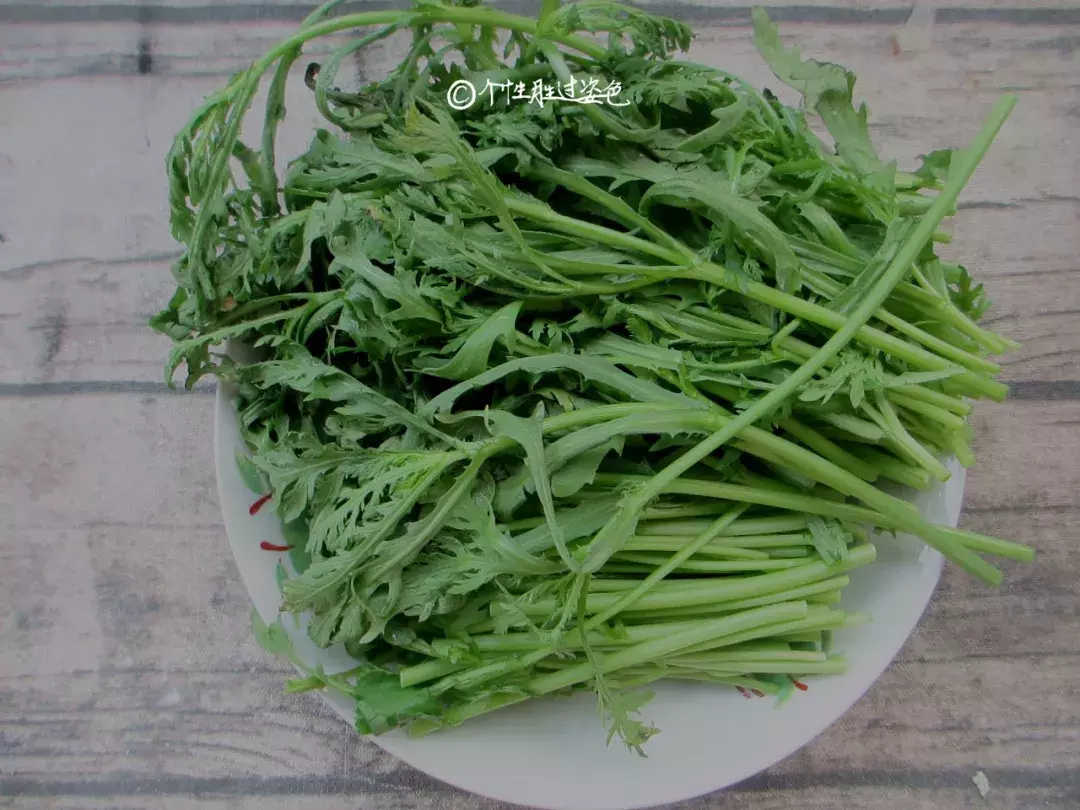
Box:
[214,382,965,810]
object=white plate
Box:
[214,381,965,810]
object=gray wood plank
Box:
[5,1,1075,8]
[1,628,1077,799]
[2,0,1080,24]
[1,23,1077,384]
[0,389,1077,807]
[2,3,1079,809]
[1,199,1077,385]
[0,395,1077,532]
[1,787,1077,810]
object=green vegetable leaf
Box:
[640,177,801,292]
[236,451,267,495]
[482,408,578,571]
[806,516,851,565]
[752,8,851,110]
[423,301,522,380]
[913,149,955,187]
[753,8,890,183]
[352,669,441,735]
[251,609,303,667]
[552,436,625,498]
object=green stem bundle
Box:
[154,0,1032,753]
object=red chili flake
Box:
[249,494,272,515]
[791,678,809,692]
[750,689,765,698]
[260,541,292,552]
[736,686,751,699]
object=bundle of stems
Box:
[153,0,1032,751]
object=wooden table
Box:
[1,2,1078,808]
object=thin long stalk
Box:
[426,505,749,695]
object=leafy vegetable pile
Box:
[153,0,1034,751]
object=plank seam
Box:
[2,3,1080,27]
[0,379,1073,399]
[1,767,1077,797]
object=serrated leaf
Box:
[913,149,955,186]
[753,8,889,181]
[752,9,852,110]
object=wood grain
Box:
[2,3,1079,809]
